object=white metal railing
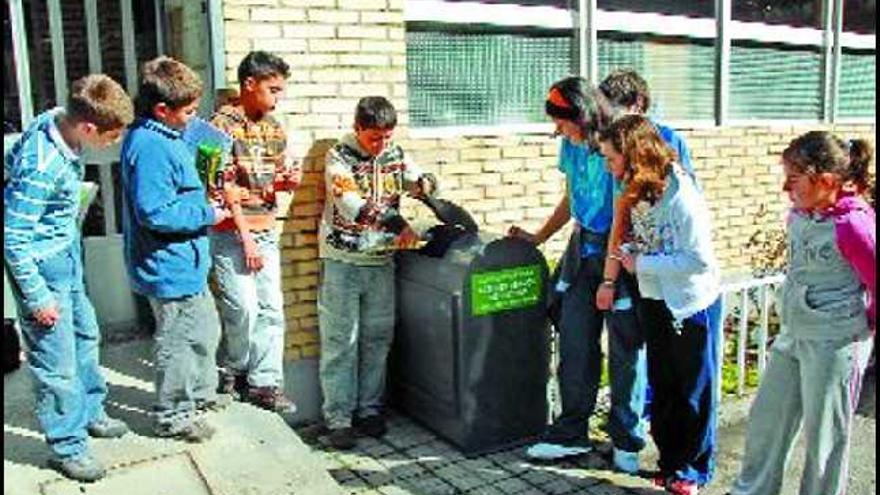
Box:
[719,273,786,396]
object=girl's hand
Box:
[32,303,60,328]
[596,283,616,310]
[508,225,538,244]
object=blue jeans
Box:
[19,240,108,460]
[641,297,722,485]
[211,230,286,388]
[553,255,648,452]
[318,259,395,429]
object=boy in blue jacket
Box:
[121,56,231,442]
[5,74,134,482]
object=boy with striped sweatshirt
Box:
[4,75,134,482]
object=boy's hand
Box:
[32,303,60,328]
[222,185,243,205]
[394,226,421,249]
[507,225,538,244]
[241,235,264,272]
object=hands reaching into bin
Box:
[394,226,421,250]
[507,225,538,245]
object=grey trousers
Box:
[148,289,221,432]
[318,259,395,429]
[731,332,873,495]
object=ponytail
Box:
[846,139,874,194]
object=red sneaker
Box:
[666,479,699,495]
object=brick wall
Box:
[220,0,876,361]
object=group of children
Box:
[3,50,874,495]
[511,71,875,495]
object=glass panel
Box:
[733,0,823,29]
[24,0,57,113]
[730,42,822,120]
[3,0,21,132]
[843,0,875,34]
[61,0,90,83]
[97,0,126,87]
[838,49,876,118]
[133,0,159,61]
[598,34,715,121]
[162,0,213,114]
[598,0,714,18]
[407,28,573,127]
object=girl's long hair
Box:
[545,76,614,149]
[600,114,675,208]
[782,131,874,194]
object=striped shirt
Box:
[4,108,83,312]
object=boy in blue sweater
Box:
[121,56,231,442]
[4,74,134,482]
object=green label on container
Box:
[470,264,542,317]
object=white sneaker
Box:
[525,442,592,461]
[612,447,640,474]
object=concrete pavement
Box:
[4,336,875,494]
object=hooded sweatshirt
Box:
[319,133,428,266]
[781,193,875,339]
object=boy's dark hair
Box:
[355,97,397,130]
[545,76,613,149]
[135,56,203,117]
[599,69,651,114]
[783,131,874,193]
[68,74,134,132]
[237,51,291,84]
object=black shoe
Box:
[353,415,387,438]
[298,422,328,445]
[319,427,356,450]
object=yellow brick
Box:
[301,344,321,359]
[484,184,524,199]
[361,40,407,54]
[308,9,359,23]
[460,148,501,161]
[251,7,306,21]
[338,54,390,67]
[308,39,362,54]
[283,24,336,39]
[223,6,250,21]
[360,11,404,24]
[224,21,281,38]
[502,147,541,159]
[338,0,386,10]
[338,26,387,39]
[502,171,542,184]
[482,160,523,173]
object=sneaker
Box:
[612,447,640,474]
[217,370,248,400]
[87,416,130,438]
[319,427,356,451]
[156,418,216,443]
[667,479,700,495]
[247,386,297,414]
[48,453,106,482]
[524,429,592,461]
[353,415,387,438]
[196,393,234,412]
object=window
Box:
[406,1,574,129]
[403,0,871,128]
[598,34,715,121]
[407,26,573,128]
[730,42,823,120]
[838,49,875,118]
